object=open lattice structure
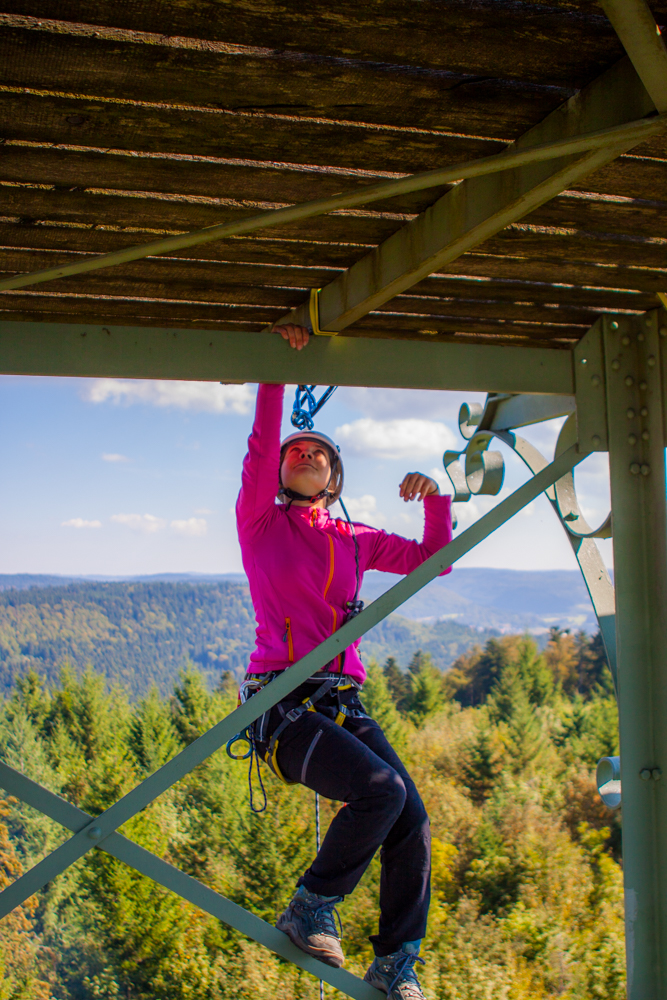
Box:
[1,2,667,997]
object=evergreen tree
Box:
[461,718,504,804]
[128,687,182,775]
[408,655,445,726]
[360,662,408,750]
[383,657,411,712]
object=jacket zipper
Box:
[323,534,340,670]
[282,617,294,662]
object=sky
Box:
[0,374,613,576]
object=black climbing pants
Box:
[252,679,431,956]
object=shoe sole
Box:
[277,917,345,968]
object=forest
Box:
[0,627,622,1000]
[0,582,493,697]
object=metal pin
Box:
[627,408,636,418]
[631,463,641,475]
[626,376,635,386]
[629,434,638,445]
[641,407,649,417]
[640,381,647,391]
[611,359,620,370]
[648,356,656,367]
[641,464,651,476]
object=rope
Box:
[338,497,364,624]
[291,385,337,431]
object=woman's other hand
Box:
[274,323,310,350]
[399,472,440,502]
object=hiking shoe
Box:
[364,949,426,999]
[276,886,345,968]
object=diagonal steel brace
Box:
[0,445,587,984]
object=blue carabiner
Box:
[226,732,253,760]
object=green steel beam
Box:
[599,0,667,113]
[0,762,383,1000]
[279,56,655,335]
[0,115,663,294]
[0,321,574,395]
[604,310,667,999]
[0,442,583,921]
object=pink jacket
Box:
[236,384,453,684]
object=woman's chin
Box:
[284,478,327,498]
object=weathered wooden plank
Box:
[1,247,656,310]
[0,21,570,138]
[445,253,667,296]
[571,154,667,201]
[0,295,586,343]
[0,0,627,85]
[486,226,667,270]
[0,223,373,268]
[0,184,411,245]
[0,92,503,173]
[0,277,604,331]
[3,143,665,219]
[7,181,667,248]
[0,144,453,216]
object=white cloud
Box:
[335,418,456,460]
[85,379,254,414]
[339,387,486,422]
[336,494,385,525]
[194,507,214,515]
[102,453,129,463]
[111,513,167,533]
[170,517,207,537]
[61,518,102,529]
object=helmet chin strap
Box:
[281,486,332,504]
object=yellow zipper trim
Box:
[283,617,294,662]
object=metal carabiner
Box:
[226,732,253,760]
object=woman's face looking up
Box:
[281,439,332,500]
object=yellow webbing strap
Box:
[308,288,339,336]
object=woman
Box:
[236,323,452,1000]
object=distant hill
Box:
[0,579,496,696]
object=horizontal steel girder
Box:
[0,321,574,395]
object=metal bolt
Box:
[660,326,667,337]
[592,434,601,447]
[622,336,631,346]
[648,355,656,367]
[625,376,634,386]
[641,464,651,476]
[641,768,652,780]
[638,332,645,342]
[611,321,619,330]
[580,357,587,365]
[591,374,601,386]
[646,317,652,327]
[640,380,647,391]
[611,359,620,370]
[629,434,638,445]
[630,463,641,475]
[653,768,663,781]
[627,407,636,418]
[641,406,649,417]
[87,826,102,840]
[642,429,650,441]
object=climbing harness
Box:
[291,385,337,431]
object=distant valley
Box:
[0,568,601,696]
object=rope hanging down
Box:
[291,385,337,431]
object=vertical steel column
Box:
[604,309,667,998]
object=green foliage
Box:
[0,629,624,1000]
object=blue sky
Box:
[0,374,612,576]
